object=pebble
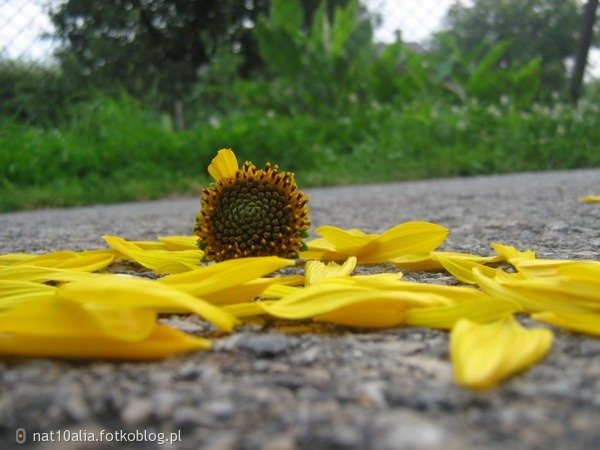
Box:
[237,334,300,357]
[120,398,154,425]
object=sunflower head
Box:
[195,149,310,261]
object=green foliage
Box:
[49,0,270,115]
[0,59,72,125]
[439,0,581,96]
[256,0,377,113]
[1,93,599,212]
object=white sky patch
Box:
[0,0,57,61]
[365,0,456,43]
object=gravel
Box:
[1,169,599,449]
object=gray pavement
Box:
[1,169,599,449]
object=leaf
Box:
[331,0,358,57]
[270,0,303,35]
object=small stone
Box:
[370,409,448,450]
[237,334,299,357]
[120,398,154,425]
[290,346,320,365]
[205,400,235,420]
[173,406,203,429]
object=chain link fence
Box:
[0,0,58,61]
[0,0,598,92]
[0,0,467,62]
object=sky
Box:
[0,0,598,76]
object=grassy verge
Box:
[1,97,599,212]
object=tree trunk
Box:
[569,0,599,103]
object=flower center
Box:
[213,181,291,251]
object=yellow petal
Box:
[314,307,405,328]
[0,253,37,265]
[223,301,276,318]
[578,195,600,203]
[436,255,501,285]
[8,250,115,272]
[300,237,348,261]
[491,243,536,261]
[158,235,200,251]
[314,226,377,255]
[391,251,501,271]
[357,222,449,263]
[532,311,600,337]
[159,256,294,297]
[126,240,168,250]
[406,298,520,329]
[104,235,202,274]
[0,264,99,283]
[357,222,448,263]
[200,278,276,305]
[260,283,301,299]
[305,257,357,286]
[208,148,239,181]
[450,316,553,390]
[0,324,211,360]
[473,267,600,313]
[313,222,448,264]
[0,280,57,308]
[262,281,439,322]
[327,276,485,305]
[0,299,156,342]
[512,258,600,283]
[57,275,238,331]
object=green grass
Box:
[1,96,599,212]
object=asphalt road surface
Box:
[1,169,599,450]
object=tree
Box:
[438,0,581,96]
[50,0,270,123]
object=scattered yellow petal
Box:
[391,250,502,271]
[260,283,301,299]
[158,235,200,251]
[473,267,600,313]
[314,227,376,256]
[357,222,449,263]
[450,316,553,390]
[491,243,536,262]
[578,195,600,203]
[0,298,156,342]
[300,237,345,260]
[201,278,277,305]
[208,148,239,181]
[57,275,239,331]
[223,301,275,318]
[261,279,451,327]
[305,257,357,286]
[512,258,600,283]
[0,280,57,309]
[0,253,37,265]
[104,235,203,274]
[436,255,501,285]
[315,222,449,264]
[331,277,486,304]
[0,323,210,360]
[0,264,98,283]
[532,311,600,337]
[406,298,520,329]
[5,250,115,272]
